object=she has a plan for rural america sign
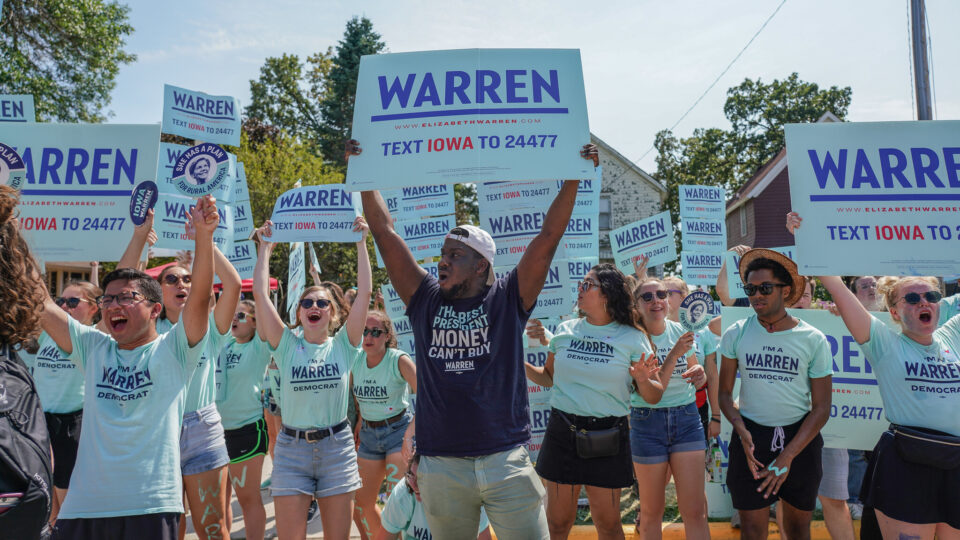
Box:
[162,85,241,146]
[346,48,592,190]
[0,124,161,261]
[786,120,960,276]
[268,185,361,243]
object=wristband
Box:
[767,462,788,477]
[710,417,721,423]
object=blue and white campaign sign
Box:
[346,48,592,190]
[233,162,250,203]
[383,184,456,221]
[721,306,895,450]
[154,193,234,252]
[231,199,254,241]
[681,218,726,252]
[679,291,715,332]
[681,251,723,287]
[495,261,572,318]
[562,212,598,260]
[0,95,35,123]
[307,241,321,274]
[525,344,553,461]
[268,184,362,243]
[222,240,256,282]
[0,124,161,261]
[477,174,600,215]
[566,256,598,303]
[382,261,440,320]
[287,242,306,324]
[678,184,725,220]
[380,214,457,265]
[171,143,231,197]
[481,209,564,267]
[785,120,960,276]
[161,84,241,146]
[609,211,676,274]
[392,316,417,363]
[724,245,797,299]
[128,181,158,226]
[157,142,239,201]
[0,143,26,190]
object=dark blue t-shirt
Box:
[406,268,532,456]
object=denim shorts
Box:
[271,423,361,499]
[180,403,230,475]
[629,402,706,464]
[357,410,411,460]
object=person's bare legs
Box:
[633,462,669,540]
[317,491,357,540]
[877,509,960,540]
[354,457,385,539]
[230,456,266,540]
[274,494,311,540]
[819,496,854,540]
[264,411,281,461]
[779,499,813,540]
[183,466,230,540]
[739,507,772,540]
[669,450,710,540]
[543,480,579,540]
[584,485,625,540]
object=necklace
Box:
[758,312,790,332]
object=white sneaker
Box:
[849,503,863,520]
[730,511,740,529]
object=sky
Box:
[109,0,959,174]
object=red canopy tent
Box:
[145,262,278,292]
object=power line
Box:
[617,0,788,178]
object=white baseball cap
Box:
[445,225,496,286]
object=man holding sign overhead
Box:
[349,139,597,539]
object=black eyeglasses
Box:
[55,297,88,309]
[899,291,942,305]
[234,312,254,322]
[638,290,668,302]
[743,282,786,296]
[162,273,192,286]
[578,279,600,292]
[363,328,385,337]
[97,291,149,307]
[300,298,331,310]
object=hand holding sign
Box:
[344,139,362,162]
[352,215,369,243]
[668,331,695,363]
[633,253,650,279]
[191,196,220,238]
[786,211,802,235]
[580,143,599,168]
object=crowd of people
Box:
[0,145,958,540]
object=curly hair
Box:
[590,263,644,332]
[366,310,398,348]
[0,185,47,346]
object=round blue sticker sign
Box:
[129,181,159,226]
[679,291,715,333]
[171,143,230,197]
[0,143,27,191]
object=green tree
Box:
[0,0,135,122]
[454,184,479,225]
[654,73,852,271]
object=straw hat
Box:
[738,248,805,306]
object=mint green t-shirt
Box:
[183,312,230,413]
[156,317,173,335]
[352,347,412,421]
[215,336,272,430]
[381,477,489,539]
[270,327,360,429]
[940,294,960,326]
[59,317,204,518]
[718,315,833,427]
[859,314,960,436]
[696,328,718,362]
[631,320,697,409]
[549,318,653,417]
[29,331,84,413]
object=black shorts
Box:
[44,410,82,489]
[534,409,633,489]
[52,513,179,540]
[862,429,960,529]
[726,415,823,512]
[224,417,268,464]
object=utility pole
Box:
[910,0,933,120]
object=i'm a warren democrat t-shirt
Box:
[60,318,203,518]
[381,478,490,539]
[631,320,697,409]
[26,331,84,413]
[406,268,531,456]
[183,313,230,413]
[352,347,412,422]
[719,315,833,426]
[860,314,960,436]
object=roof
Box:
[590,133,667,193]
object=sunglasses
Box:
[667,289,686,296]
[743,282,786,296]
[898,291,942,305]
[638,290,668,302]
[234,312,254,322]
[55,297,88,309]
[96,291,148,307]
[299,298,332,310]
[363,328,385,337]
[162,273,192,286]
[578,279,600,292]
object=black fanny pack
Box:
[556,411,620,459]
[891,424,960,470]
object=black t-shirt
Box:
[406,268,532,456]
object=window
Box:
[599,197,612,230]
[739,206,747,236]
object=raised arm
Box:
[252,221,286,350]
[344,217,372,346]
[118,209,155,270]
[716,245,750,306]
[212,247,242,335]
[182,196,217,347]
[524,351,555,388]
[38,291,72,354]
